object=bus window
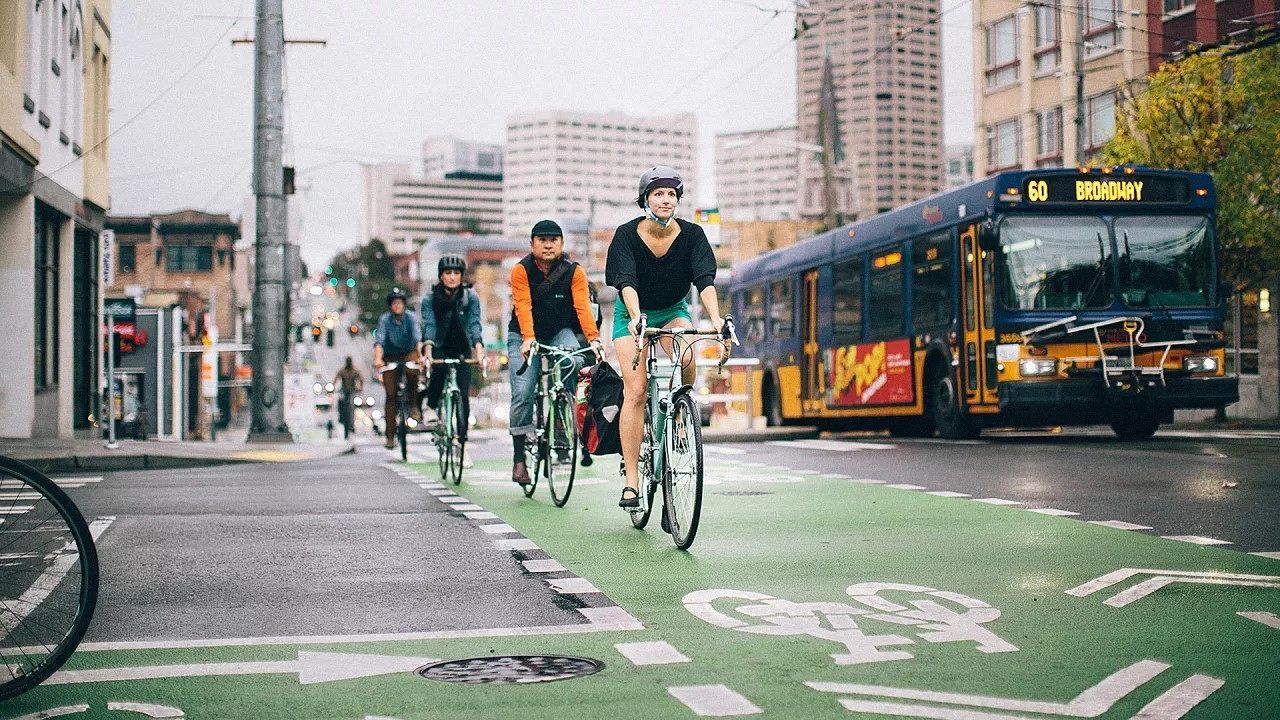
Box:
[912,232,953,331]
[743,286,767,344]
[770,279,795,339]
[869,247,906,338]
[832,256,864,342]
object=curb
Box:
[13,442,357,474]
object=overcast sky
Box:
[108,1,974,270]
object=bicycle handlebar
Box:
[517,342,599,376]
[632,314,738,371]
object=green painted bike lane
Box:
[5,454,1278,719]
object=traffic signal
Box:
[348,323,360,336]
[326,329,335,347]
[346,278,356,288]
[311,326,322,340]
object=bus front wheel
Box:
[933,373,979,440]
[1109,410,1160,440]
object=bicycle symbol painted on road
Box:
[682,583,1017,666]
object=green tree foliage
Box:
[329,238,398,327]
[1101,42,1280,285]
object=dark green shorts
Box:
[611,297,693,340]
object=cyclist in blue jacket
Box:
[421,255,485,444]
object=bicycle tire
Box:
[523,393,542,498]
[399,411,408,463]
[448,389,466,485]
[435,402,450,482]
[629,404,657,529]
[663,393,704,550]
[547,389,577,508]
[0,455,100,701]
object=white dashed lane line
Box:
[1162,535,1232,546]
[974,498,1023,505]
[1027,508,1081,517]
[667,684,763,717]
[615,640,690,666]
[1251,552,1280,560]
[1090,520,1154,531]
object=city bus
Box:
[729,166,1237,440]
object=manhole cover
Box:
[416,655,604,684]
[718,490,774,496]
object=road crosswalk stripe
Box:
[1162,535,1232,546]
[667,685,762,717]
[1089,520,1153,531]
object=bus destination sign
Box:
[1023,175,1191,204]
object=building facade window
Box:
[986,119,1021,170]
[985,15,1020,89]
[1033,5,1061,74]
[1084,0,1120,55]
[165,245,214,272]
[1036,107,1063,162]
[1086,91,1118,149]
[1163,0,1194,13]
[34,206,60,390]
[118,244,136,273]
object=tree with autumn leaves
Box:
[1100,39,1280,286]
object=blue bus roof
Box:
[731,166,1214,286]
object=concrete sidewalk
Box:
[0,428,355,474]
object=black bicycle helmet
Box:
[637,165,684,208]
[438,255,466,275]
[386,287,408,306]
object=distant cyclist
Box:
[373,287,423,449]
[421,255,485,447]
[333,357,364,438]
[507,219,602,487]
[606,165,722,509]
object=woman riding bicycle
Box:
[606,165,723,509]
[421,255,485,447]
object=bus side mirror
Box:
[978,219,999,250]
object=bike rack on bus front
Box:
[1019,315,1197,392]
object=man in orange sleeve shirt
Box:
[506,219,601,486]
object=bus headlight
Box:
[1019,359,1058,377]
[1183,356,1219,373]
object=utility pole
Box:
[247,0,291,442]
[1074,0,1087,164]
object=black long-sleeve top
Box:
[605,217,718,310]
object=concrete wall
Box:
[0,194,36,437]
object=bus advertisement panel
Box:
[827,339,914,407]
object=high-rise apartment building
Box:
[503,110,697,239]
[422,136,503,180]
[715,126,802,222]
[972,0,1276,176]
[795,0,944,219]
[361,162,503,245]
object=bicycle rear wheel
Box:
[0,455,100,701]
[523,396,543,498]
[629,404,657,529]
[547,389,577,508]
[447,389,466,485]
[662,393,704,550]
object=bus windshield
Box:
[1115,215,1214,308]
[998,215,1112,311]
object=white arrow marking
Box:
[808,659,1170,717]
[1238,611,1280,630]
[106,701,185,718]
[44,651,439,686]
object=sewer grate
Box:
[416,655,605,685]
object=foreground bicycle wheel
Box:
[398,398,409,463]
[663,393,704,550]
[547,389,577,508]
[523,398,542,498]
[447,389,466,485]
[629,405,657,529]
[0,456,100,701]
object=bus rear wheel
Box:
[1109,409,1160,440]
[933,373,978,440]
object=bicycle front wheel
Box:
[447,389,466,485]
[662,393,704,550]
[0,456,100,701]
[523,397,542,499]
[547,389,577,508]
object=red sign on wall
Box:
[826,339,914,407]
